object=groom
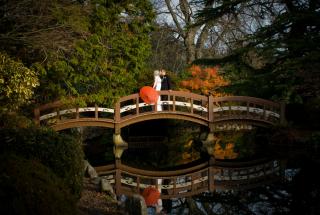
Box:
[160,69,171,110]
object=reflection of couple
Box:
[153,69,171,111]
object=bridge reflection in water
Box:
[34,91,286,197]
[95,158,285,199]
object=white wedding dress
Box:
[153,75,162,111]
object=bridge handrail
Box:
[94,164,115,174]
[94,158,283,198]
[35,93,280,114]
[158,90,208,101]
[212,96,281,107]
[214,158,272,168]
[95,158,279,178]
[34,92,285,129]
[118,93,140,103]
[117,161,209,177]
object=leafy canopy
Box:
[32,0,155,106]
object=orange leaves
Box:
[179,65,229,96]
[212,143,238,159]
[190,65,201,76]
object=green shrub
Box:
[0,126,84,198]
[0,153,77,215]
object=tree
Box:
[157,0,215,63]
[0,52,39,112]
[194,0,320,103]
[179,65,229,96]
[0,0,155,106]
[154,0,268,64]
[148,24,187,73]
[0,0,90,64]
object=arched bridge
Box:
[34,91,287,197]
[95,158,285,199]
[34,91,285,132]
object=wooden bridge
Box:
[34,91,287,197]
[95,158,285,199]
[34,91,285,133]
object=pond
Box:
[82,119,320,214]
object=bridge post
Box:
[115,159,122,196]
[208,95,214,129]
[114,98,124,195]
[113,99,128,159]
[114,100,121,134]
[208,157,215,192]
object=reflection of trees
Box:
[177,158,320,214]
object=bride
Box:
[152,70,162,111]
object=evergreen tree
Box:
[194,0,320,103]
[34,0,155,105]
[0,0,155,106]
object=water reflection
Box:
[83,120,273,169]
[120,120,272,168]
[82,120,320,215]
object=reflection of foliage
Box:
[179,65,229,96]
[212,142,238,159]
[166,121,203,165]
[83,130,114,165]
[121,120,204,168]
[0,52,39,111]
[307,132,320,150]
[215,131,258,159]
[191,183,292,215]
[181,139,201,164]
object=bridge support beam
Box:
[114,159,122,197]
[208,166,215,192]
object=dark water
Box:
[83,119,320,214]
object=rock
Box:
[101,178,117,200]
[85,160,99,179]
[91,177,101,185]
[124,194,147,215]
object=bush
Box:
[0,153,77,215]
[0,125,84,199]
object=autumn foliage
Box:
[179,65,229,96]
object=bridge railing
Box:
[115,91,209,122]
[95,159,283,199]
[34,101,115,127]
[96,161,210,199]
[34,91,284,129]
[211,96,282,125]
